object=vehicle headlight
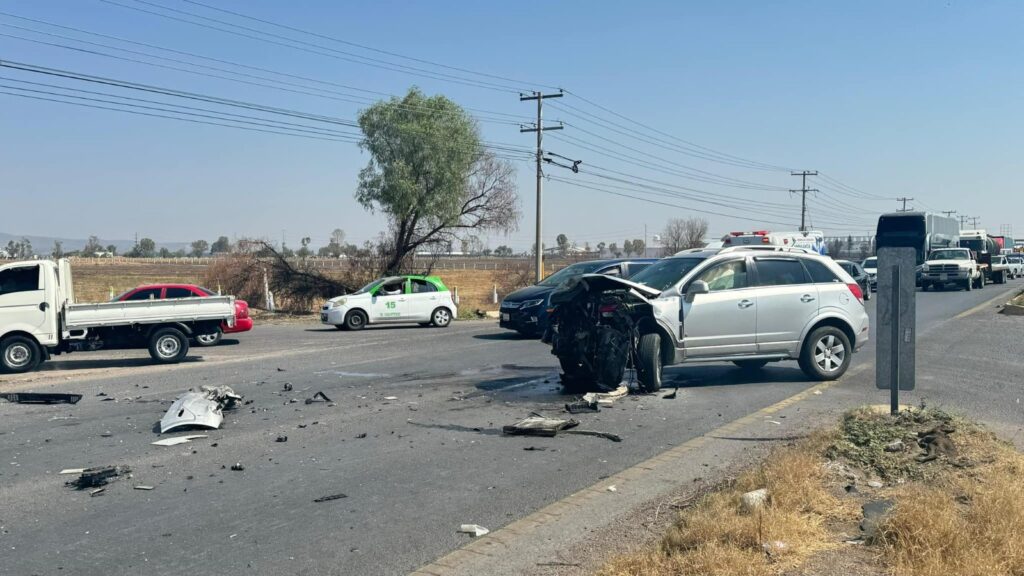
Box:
[330,298,346,308]
[520,298,545,308]
[922,264,930,272]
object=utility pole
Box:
[896,197,914,212]
[790,170,818,232]
[521,90,563,282]
[941,210,957,218]
[968,216,981,228]
[959,215,969,228]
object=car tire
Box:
[345,310,368,331]
[1,335,41,374]
[636,333,663,393]
[863,287,870,301]
[148,327,189,364]
[799,326,852,381]
[734,359,769,371]
[964,278,972,291]
[430,307,452,328]
[194,328,223,347]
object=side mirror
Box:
[684,280,710,302]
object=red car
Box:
[113,284,253,346]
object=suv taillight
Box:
[846,282,864,302]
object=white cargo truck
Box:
[0,259,236,373]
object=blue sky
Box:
[1,0,1021,250]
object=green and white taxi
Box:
[321,275,457,330]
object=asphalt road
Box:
[1,280,1020,576]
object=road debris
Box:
[355,433,367,439]
[741,488,769,513]
[60,468,85,475]
[503,413,622,442]
[276,435,288,442]
[230,463,245,471]
[564,400,599,414]
[662,387,678,400]
[523,446,549,451]
[582,385,629,406]
[68,466,131,489]
[160,386,242,433]
[458,524,490,537]
[305,391,332,404]
[282,383,293,392]
[90,488,105,497]
[313,493,348,503]
[562,429,622,442]
[151,434,208,447]
[134,485,154,491]
[0,392,83,404]
[384,396,398,401]
[606,485,617,492]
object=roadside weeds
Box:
[597,406,1024,576]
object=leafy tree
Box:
[210,236,231,254]
[190,239,209,257]
[356,87,519,274]
[623,239,634,257]
[608,242,620,257]
[105,244,117,256]
[632,238,646,257]
[296,237,313,259]
[661,217,708,255]
[556,233,570,256]
[596,241,606,256]
[482,248,492,257]
[51,240,64,259]
[82,235,104,255]
[158,247,171,258]
[494,245,513,257]
[129,238,157,258]
[330,229,346,246]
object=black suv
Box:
[499,258,657,336]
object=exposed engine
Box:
[546,276,649,392]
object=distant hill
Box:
[0,232,189,254]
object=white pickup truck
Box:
[920,248,983,291]
[0,259,236,373]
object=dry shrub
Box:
[599,442,844,576]
[878,438,1024,576]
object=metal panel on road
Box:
[876,247,917,391]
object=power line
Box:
[179,0,558,92]
[99,0,525,93]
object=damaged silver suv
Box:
[546,247,870,393]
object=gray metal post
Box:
[890,264,900,415]
[535,94,543,283]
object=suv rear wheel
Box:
[636,333,662,393]
[799,326,851,381]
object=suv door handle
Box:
[800,294,816,303]
[738,299,754,309]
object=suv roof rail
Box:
[717,245,818,255]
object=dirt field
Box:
[69,258,542,310]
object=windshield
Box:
[353,278,391,295]
[628,257,706,291]
[929,249,969,260]
[538,261,610,287]
[863,258,877,268]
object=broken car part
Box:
[159,386,242,433]
[313,493,348,503]
[502,415,579,437]
[151,435,208,447]
[69,466,131,489]
[0,392,83,404]
[564,400,599,414]
[305,391,332,404]
[458,524,490,537]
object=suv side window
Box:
[125,288,161,301]
[754,258,811,286]
[409,279,437,293]
[599,265,622,277]
[0,265,41,296]
[694,259,748,291]
[802,259,841,283]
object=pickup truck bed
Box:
[65,296,236,330]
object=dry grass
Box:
[596,408,1024,576]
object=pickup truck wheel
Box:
[430,307,452,328]
[148,327,189,364]
[636,333,663,393]
[734,359,769,371]
[799,327,851,381]
[345,310,367,331]
[977,275,986,289]
[194,328,223,347]
[1,336,40,373]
